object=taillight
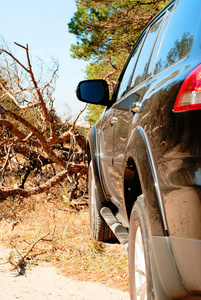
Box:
[173,64,201,112]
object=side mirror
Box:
[76,79,110,106]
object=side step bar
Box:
[100,207,129,250]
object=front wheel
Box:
[128,195,155,300]
[88,161,114,241]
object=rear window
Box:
[131,16,164,88]
[146,5,173,78]
[154,0,201,75]
[116,34,145,101]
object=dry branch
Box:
[9,232,51,275]
[0,42,88,203]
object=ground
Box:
[0,245,129,300]
[0,191,129,299]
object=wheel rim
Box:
[135,226,147,300]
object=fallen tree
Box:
[0,42,88,202]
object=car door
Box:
[112,10,169,211]
[98,34,146,202]
[109,38,146,206]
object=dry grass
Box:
[0,187,129,292]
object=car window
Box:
[131,16,164,89]
[146,6,174,78]
[116,34,145,101]
[154,0,201,75]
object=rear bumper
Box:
[170,236,201,295]
[151,236,201,298]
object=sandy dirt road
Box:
[0,246,130,300]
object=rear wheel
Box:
[129,195,155,300]
[88,161,114,241]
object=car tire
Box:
[129,195,155,300]
[88,161,114,241]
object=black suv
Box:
[76,0,201,299]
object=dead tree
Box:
[0,42,88,201]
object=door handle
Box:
[130,102,140,113]
[109,116,118,125]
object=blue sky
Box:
[0,0,88,120]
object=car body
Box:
[76,0,201,299]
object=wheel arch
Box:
[123,126,168,237]
[86,126,96,165]
[86,126,107,204]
